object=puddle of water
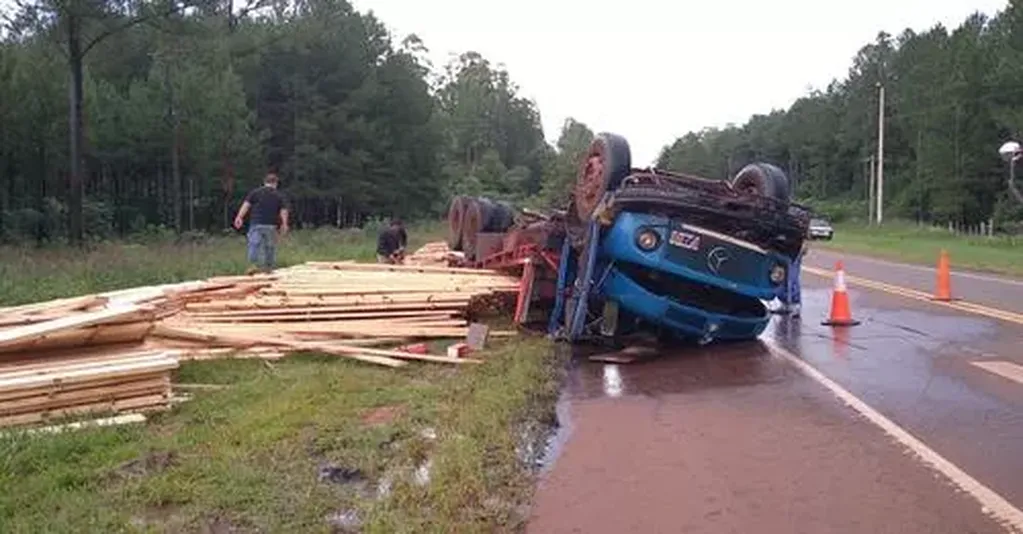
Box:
[413,458,432,486]
[325,509,361,533]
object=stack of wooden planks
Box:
[0,346,177,428]
[404,241,462,266]
[151,261,521,367]
[0,259,522,429]
[0,299,185,429]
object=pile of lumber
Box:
[0,299,186,429]
[151,261,520,366]
[0,260,522,429]
[0,346,177,428]
[404,241,462,266]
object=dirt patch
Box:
[130,504,183,531]
[201,512,246,534]
[116,450,179,478]
[361,404,406,427]
[317,463,365,486]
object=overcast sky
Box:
[352,0,1008,165]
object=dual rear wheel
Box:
[568,134,794,227]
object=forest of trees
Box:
[657,1,1023,230]
[6,0,1023,244]
[0,0,577,244]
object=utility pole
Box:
[868,154,876,223]
[876,82,885,225]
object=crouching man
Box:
[376,219,407,264]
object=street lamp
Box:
[998,141,1023,204]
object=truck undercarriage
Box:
[446,132,811,346]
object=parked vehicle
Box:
[808,218,834,240]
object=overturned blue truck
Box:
[448,132,812,346]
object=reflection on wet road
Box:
[529,272,1023,533]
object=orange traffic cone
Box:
[933,249,953,301]
[822,260,860,327]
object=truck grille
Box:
[617,261,766,318]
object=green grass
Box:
[0,221,441,307]
[817,221,1023,277]
[0,223,566,532]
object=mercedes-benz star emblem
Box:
[706,246,729,274]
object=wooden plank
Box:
[0,371,170,403]
[0,353,170,381]
[173,383,230,390]
[0,393,169,428]
[0,295,108,318]
[154,325,491,365]
[185,299,472,313]
[0,343,153,371]
[1,413,147,436]
[187,322,480,339]
[0,357,178,394]
[0,320,155,355]
[0,304,143,350]
[303,261,503,275]
[0,377,170,415]
[175,351,286,362]
[152,325,407,368]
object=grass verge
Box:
[0,338,563,533]
[0,224,567,532]
[817,221,1023,278]
[0,221,441,306]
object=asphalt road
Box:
[803,246,1023,315]
[527,253,1023,533]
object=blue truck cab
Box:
[555,132,809,345]
[596,211,791,342]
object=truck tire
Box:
[571,133,632,223]
[461,197,517,260]
[731,163,791,204]
[447,195,467,251]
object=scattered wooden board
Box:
[0,258,522,430]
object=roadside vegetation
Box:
[657,6,1023,238]
[0,228,565,532]
[0,221,443,307]
[815,221,1023,277]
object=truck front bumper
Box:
[602,265,770,342]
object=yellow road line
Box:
[802,266,1023,326]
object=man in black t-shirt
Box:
[233,173,290,273]
[376,219,408,264]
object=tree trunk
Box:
[171,121,181,232]
[222,143,235,229]
[167,65,182,233]
[67,13,85,245]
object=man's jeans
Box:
[247,224,277,271]
[782,253,802,306]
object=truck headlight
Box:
[635,228,660,251]
[769,264,786,284]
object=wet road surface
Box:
[803,247,1023,314]
[528,273,1023,533]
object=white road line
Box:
[971,361,1023,386]
[809,249,1023,287]
[762,338,1023,533]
